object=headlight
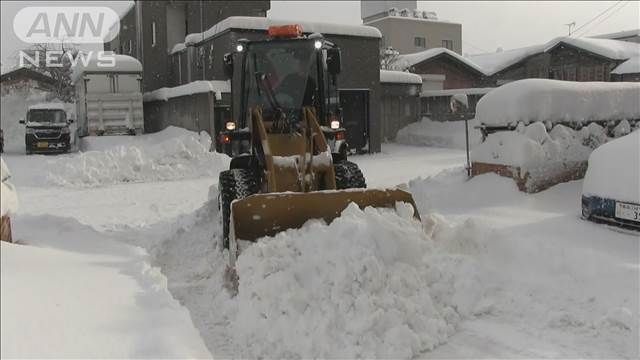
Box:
[25,128,35,134]
[330,120,340,129]
[314,40,323,49]
[225,121,236,131]
[236,44,244,52]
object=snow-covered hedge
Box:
[583,130,639,204]
[476,79,640,127]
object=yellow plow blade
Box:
[230,189,420,242]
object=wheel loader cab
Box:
[219,32,348,161]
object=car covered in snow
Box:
[19,103,75,154]
[582,130,639,230]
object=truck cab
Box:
[19,104,74,154]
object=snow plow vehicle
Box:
[218,25,420,270]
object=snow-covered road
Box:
[1,130,637,359]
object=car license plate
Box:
[37,141,48,148]
[615,202,640,222]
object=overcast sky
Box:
[2,0,638,70]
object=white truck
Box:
[72,54,144,136]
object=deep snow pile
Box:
[476,79,640,127]
[583,130,640,203]
[1,215,211,358]
[471,122,608,170]
[234,203,466,358]
[44,128,228,187]
[408,170,639,358]
[396,117,482,149]
[137,188,485,359]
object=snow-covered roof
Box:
[466,44,544,76]
[476,79,640,127]
[544,36,640,61]
[380,70,422,84]
[420,87,495,97]
[583,130,640,204]
[590,29,640,40]
[365,14,459,26]
[28,102,67,111]
[612,56,640,75]
[184,16,382,45]
[466,37,640,76]
[143,80,230,102]
[392,47,486,75]
[71,54,143,83]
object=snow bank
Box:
[71,53,142,83]
[396,117,482,149]
[472,122,601,170]
[583,130,640,204]
[1,215,211,358]
[476,79,640,127]
[1,158,18,216]
[44,127,229,187]
[233,203,481,358]
[184,16,381,45]
[380,70,422,84]
[143,80,230,102]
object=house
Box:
[104,1,271,92]
[391,47,487,90]
[379,70,422,140]
[362,4,462,55]
[466,36,640,84]
[0,67,56,95]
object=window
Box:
[414,37,426,48]
[151,21,157,47]
[442,40,454,50]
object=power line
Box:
[570,0,624,37]
[576,0,631,38]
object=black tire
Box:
[219,169,260,249]
[334,160,366,189]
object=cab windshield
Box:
[28,109,66,124]
[244,40,318,118]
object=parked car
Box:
[582,130,639,230]
[19,103,75,154]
